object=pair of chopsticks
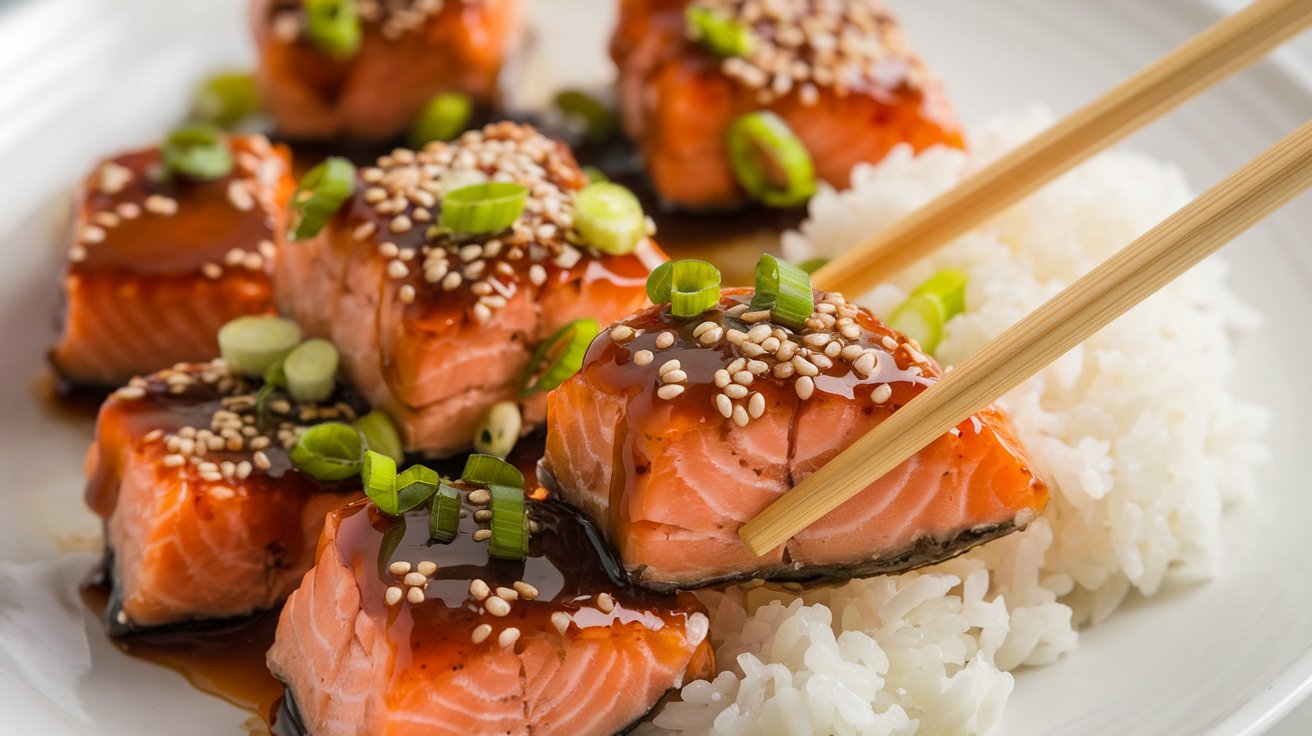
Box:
[739,0,1312,555]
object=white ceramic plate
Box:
[0,1,1309,734]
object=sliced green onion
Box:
[429,481,461,543]
[440,182,528,235]
[263,358,288,389]
[410,92,473,148]
[289,157,356,242]
[461,453,524,489]
[488,484,529,560]
[354,410,404,463]
[283,338,339,403]
[750,254,813,330]
[796,257,828,274]
[647,259,722,317]
[553,90,618,143]
[290,421,364,481]
[362,450,399,515]
[161,124,234,181]
[377,517,406,577]
[191,71,260,129]
[304,0,362,59]
[726,111,816,208]
[685,5,755,57]
[522,318,599,395]
[582,166,608,184]
[911,268,968,323]
[218,316,303,378]
[395,464,439,513]
[473,401,522,458]
[574,182,646,255]
[888,292,946,355]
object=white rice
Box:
[645,108,1270,736]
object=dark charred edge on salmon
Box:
[635,521,1025,594]
[94,545,281,639]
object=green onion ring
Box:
[440,182,529,235]
[726,111,816,208]
[473,401,522,458]
[218,315,303,378]
[750,254,814,330]
[190,71,260,129]
[354,409,404,463]
[553,90,619,143]
[461,453,524,489]
[573,182,646,256]
[912,268,968,322]
[283,338,339,403]
[161,124,234,181]
[685,5,755,57]
[395,464,439,513]
[304,0,362,59]
[582,166,609,184]
[488,484,529,560]
[290,421,365,482]
[647,259,722,317]
[362,450,399,514]
[522,318,600,395]
[288,157,356,242]
[888,292,947,355]
[410,92,473,148]
[429,481,461,543]
[796,257,829,275]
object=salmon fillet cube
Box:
[251,0,525,140]
[51,135,294,387]
[268,495,712,736]
[276,123,662,457]
[86,361,362,632]
[544,288,1048,590]
[612,0,964,208]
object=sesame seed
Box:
[824,341,842,358]
[715,393,733,418]
[389,561,412,576]
[727,358,746,373]
[404,572,427,587]
[810,354,833,370]
[840,325,861,340]
[733,370,754,385]
[796,376,815,400]
[202,263,223,279]
[529,264,547,286]
[406,587,425,604]
[748,392,766,418]
[474,509,493,522]
[872,384,893,404]
[791,356,819,377]
[633,349,654,366]
[470,579,491,600]
[611,325,636,342]
[68,245,87,262]
[385,586,403,606]
[714,369,731,388]
[399,284,416,304]
[698,327,724,345]
[656,384,685,400]
[726,329,747,346]
[760,336,781,352]
[693,321,718,338]
[144,195,178,216]
[469,489,491,505]
[663,369,688,384]
[551,611,571,635]
[82,226,106,244]
[513,581,538,599]
[732,405,750,427]
[658,359,681,376]
[98,162,133,194]
[390,215,412,233]
[163,454,185,467]
[116,202,141,219]
[387,260,409,279]
[882,335,899,350]
[472,303,493,322]
[803,333,830,347]
[498,627,521,648]
[473,529,493,542]
[253,451,271,470]
[485,596,511,617]
[853,352,877,377]
[747,324,772,343]
[227,181,255,211]
[655,331,675,349]
[495,586,519,601]
[723,384,748,399]
[442,272,462,290]
[353,221,378,240]
[417,561,437,576]
[747,359,769,374]
[472,623,493,644]
[236,461,253,479]
[742,310,772,323]
[596,593,615,613]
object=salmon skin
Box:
[251,0,524,140]
[612,0,964,209]
[50,134,295,388]
[276,122,664,458]
[543,288,1048,591]
[267,491,712,736]
[86,360,364,634]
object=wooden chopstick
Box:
[740,119,1312,555]
[810,0,1312,297]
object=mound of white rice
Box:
[645,108,1270,735]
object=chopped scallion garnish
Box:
[288,157,356,241]
[582,166,608,184]
[574,182,646,255]
[191,71,260,129]
[461,454,524,489]
[685,5,755,57]
[440,182,529,235]
[362,450,399,514]
[553,90,618,143]
[522,318,600,395]
[750,254,813,330]
[218,316,303,378]
[473,401,523,458]
[913,268,968,323]
[290,421,364,481]
[796,257,828,274]
[304,0,362,59]
[888,269,968,355]
[410,92,473,148]
[283,338,339,403]
[647,259,722,317]
[429,481,461,543]
[161,124,234,181]
[726,111,816,208]
[395,464,439,513]
[488,484,529,560]
[354,410,404,463]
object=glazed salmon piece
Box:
[611,0,964,209]
[251,0,524,140]
[268,494,712,736]
[543,288,1048,590]
[51,135,294,387]
[86,360,363,632]
[276,122,664,457]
